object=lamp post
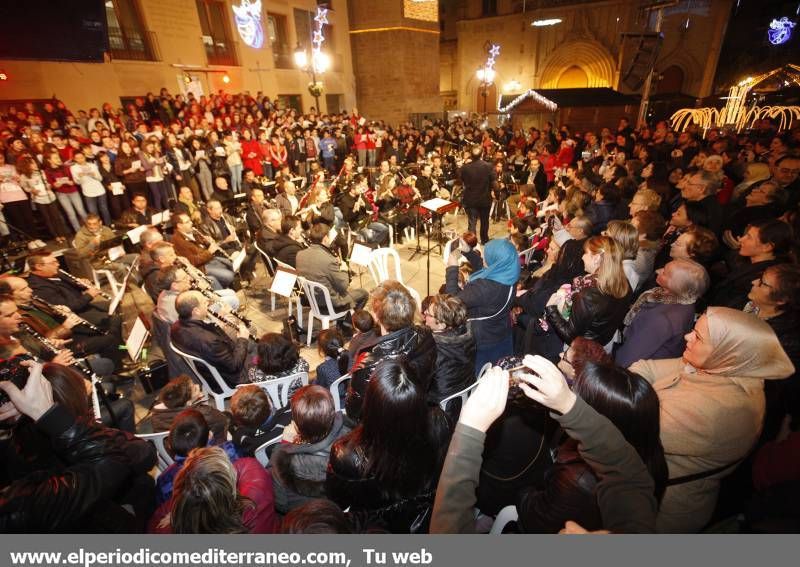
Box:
[294,6,330,114]
[476,66,496,116]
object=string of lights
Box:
[496,89,558,113]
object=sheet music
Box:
[110,182,125,195]
[350,243,372,267]
[108,259,136,315]
[270,268,297,298]
[125,316,149,363]
[231,248,247,272]
[107,245,125,261]
[126,224,148,244]
[421,197,453,213]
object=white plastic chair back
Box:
[254,433,284,467]
[330,373,352,413]
[519,246,536,265]
[438,379,481,417]
[406,285,422,311]
[169,340,237,410]
[297,277,352,346]
[367,247,404,286]
[490,505,519,534]
[136,431,174,473]
[93,269,123,297]
[239,371,309,410]
[477,362,493,380]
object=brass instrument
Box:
[30,295,107,335]
[58,269,112,301]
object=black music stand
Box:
[419,198,456,296]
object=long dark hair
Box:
[357,358,437,497]
[572,361,668,502]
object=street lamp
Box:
[476,66,496,115]
[294,44,330,112]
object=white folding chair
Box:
[240,371,309,410]
[477,362,493,380]
[169,340,237,410]
[92,268,123,297]
[330,373,352,413]
[136,431,174,473]
[367,247,405,286]
[490,505,519,534]
[254,433,284,467]
[438,379,481,417]
[297,277,352,347]
[519,246,536,266]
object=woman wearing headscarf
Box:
[630,307,794,533]
[446,238,520,372]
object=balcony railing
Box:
[107,27,160,61]
[202,36,239,66]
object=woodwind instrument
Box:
[30,295,107,335]
[58,269,112,301]
[192,228,234,261]
[176,255,214,291]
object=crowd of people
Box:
[1,87,800,534]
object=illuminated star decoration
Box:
[768,17,796,45]
[311,6,328,74]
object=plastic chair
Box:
[150,312,194,378]
[519,246,537,266]
[330,373,352,413]
[477,361,493,380]
[297,277,352,346]
[438,379,481,417]
[490,505,519,534]
[272,256,304,323]
[254,433,284,467]
[240,371,309,410]
[93,268,123,297]
[169,340,237,410]
[136,431,174,473]
[367,247,405,286]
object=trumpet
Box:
[58,269,112,301]
[30,295,107,335]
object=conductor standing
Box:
[458,146,496,245]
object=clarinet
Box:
[176,256,214,290]
[58,269,112,301]
[190,282,257,334]
[30,295,107,335]
[18,323,98,381]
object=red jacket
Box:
[148,457,280,533]
[241,139,264,176]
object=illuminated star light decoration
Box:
[232,0,264,49]
[768,17,796,45]
[311,6,328,74]
[496,89,558,114]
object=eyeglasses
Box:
[559,350,574,367]
[757,276,774,289]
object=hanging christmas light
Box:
[496,89,558,113]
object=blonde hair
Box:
[584,236,630,299]
[606,220,640,260]
[632,188,662,211]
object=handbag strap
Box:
[666,459,742,487]
[468,285,514,323]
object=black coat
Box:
[28,273,93,314]
[545,286,632,346]
[170,319,249,389]
[458,159,496,208]
[586,200,622,235]
[272,234,305,267]
[445,266,514,347]
[517,439,602,533]
[346,326,437,421]
[326,407,451,533]
[0,405,156,532]
[428,325,477,406]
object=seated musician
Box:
[276,180,300,218]
[170,290,251,390]
[172,213,235,290]
[0,283,117,379]
[241,168,260,196]
[72,214,138,279]
[272,216,306,268]
[198,199,256,282]
[119,193,157,229]
[296,223,368,312]
[153,265,192,325]
[146,241,239,311]
[336,174,389,246]
[415,163,435,200]
[173,186,202,224]
[258,208,282,256]
[245,187,266,236]
[137,227,164,283]
[26,251,124,370]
